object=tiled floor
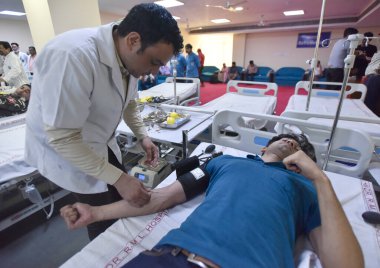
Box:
[0,194,89,268]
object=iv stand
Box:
[322,34,364,170]
[171,58,179,106]
[305,0,327,111]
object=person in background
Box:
[0,41,30,88]
[354,32,378,82]
[27,46,37,75]
[61,133,363,268]
[170,53,186,78]
[326,27,358,89]
[364,67,380,116]
[228,61,239,81]
[11,42,29,73]
[244,60,258,81]
[218,63,228,83]
[197,48,205,86]
[185,44,200,78]
[138,74,156,91]
[0,84,31,117]
[25,3,183,240]
[0,55,4,76]
[313,60,324,80]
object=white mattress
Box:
[139,82,197,102]
[286,95,377,118]
[281,95,380,139]
[62,143,380,268]
[196,92,277,129]
[0,119,36,183]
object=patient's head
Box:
[14,84,31,101]
[263,133,316,162]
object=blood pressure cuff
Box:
[177,167,210,201]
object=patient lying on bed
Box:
[61,134,363,268]
[0,84,31,117]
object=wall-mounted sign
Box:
[297,32,331,48]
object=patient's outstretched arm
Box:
[60,181,186,230]
[283,151,364,268]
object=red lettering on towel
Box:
[361,181,380,250]
[104,210,169,268]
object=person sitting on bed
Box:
[0,84,31,117]
[61,133,363,268]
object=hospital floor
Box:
[0,194,90,267]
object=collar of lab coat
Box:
[95,23,126,101]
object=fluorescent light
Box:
[211,19,231,24]
[0,10,26,16]
[283,10,304,16]
[154,0,184,8]
[172,16,180,20]
[235,7,244,11]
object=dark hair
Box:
[117,3,183,55]
[266,133,317,162]
[249,60,253,64]
[343,27,358,38]
[0,41,12,50]
[11,42,19,47]
[364,32,374,38]
[29,46,36,50]
[185,43,192,49]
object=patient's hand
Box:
[60,203,96,230]
[283,151,325,182]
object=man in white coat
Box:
[0,41,29,88]
[25,3,184,240]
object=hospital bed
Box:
[0,114,69,231]
[191,80,278,129]
[278,80,380,161]
[62,111,379,268]
[138,77,200,105]
[285,81,374,117]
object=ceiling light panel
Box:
[154,0,184,8]
[0,10,26,16]
[283,10,305,16]
[211,19,231,24]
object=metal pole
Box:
[322,34,363,170]
[171,57,179,106]
[305,0,327,111]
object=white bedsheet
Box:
[286,95,377,118]
[0,124,36,183]
[139,82,197,102]
[195,92,277,129]
[62,143,380,268]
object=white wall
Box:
[182,29,234,69]
[0,18,33,53]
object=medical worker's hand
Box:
[283,150,326,182]
[60,203,97,229]
[114,173,151,207]
[140,136,159,166]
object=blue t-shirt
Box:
[158,155,321,267]
[185,52,200,78]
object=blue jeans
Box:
[122,246,201,268]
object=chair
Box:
[274,67,305,86]
[251,66,274,82]
[201,66,220,82]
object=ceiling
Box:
[1,0,380,34]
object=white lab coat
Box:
[1,51,29,88]
[25,23,139,193]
